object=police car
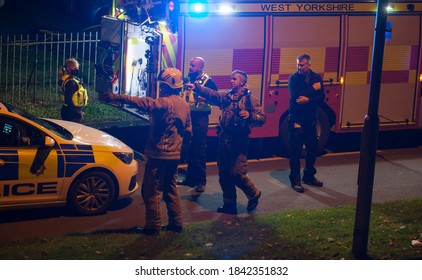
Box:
[0,101,138,215]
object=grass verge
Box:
[13,98,140,124]
[0,198,421,260]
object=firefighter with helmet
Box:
[101,67,192,235]
[58,58,88,123]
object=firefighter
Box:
[101,68,192,234]
[288,54,325,193]
[178,57,218,193]
[58,58,88,123]
[187,70,265,214]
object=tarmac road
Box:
[1,147,422,241]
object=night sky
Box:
[0,0,110,34]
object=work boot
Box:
[217,204,238,215]
[195,183,206,193]
[247,190,262,212]
[162,224,183,233]
[290,175,304,193]
[291,183,304,193]
[302,176,323,187]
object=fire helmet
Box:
[158,68,183,89]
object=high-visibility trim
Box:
[60,76,88,107]
[159,22,178,68]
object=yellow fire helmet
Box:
[158,67,183,89]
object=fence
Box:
[0,30,100,103]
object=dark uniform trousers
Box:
[217,132,260,206]
[186,111,209,185]
[61,105,82,123]
[142,158,182,230]
[288,120,318,184]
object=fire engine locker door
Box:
[342,15,420,129]
[271,16,340,83]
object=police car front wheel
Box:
[68,171,116,216]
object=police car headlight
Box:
[113,152,134,164]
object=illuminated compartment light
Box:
[218,5,234,14]
[386,5,394,12]
[420,74,422,82]
[340,76,344,85]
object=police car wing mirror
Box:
[44,136,55,147]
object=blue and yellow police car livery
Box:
[0,101,138,215]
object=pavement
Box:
[176,146,422,217]
[1,146,421,241]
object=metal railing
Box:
[0,30,100,103]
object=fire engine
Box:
[96,0,422,154]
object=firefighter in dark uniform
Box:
[288,54,325,193]
[178,57,218,193]
[58,58,88,123]
[187,70,266,214]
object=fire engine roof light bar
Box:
[193,3,205,13]
[217,4,235,14]
[189,2,235,15]
[188,1,210,17]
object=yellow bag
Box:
[60,77,88,107]
[71,82,88,107]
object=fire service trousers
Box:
[142,157,182,230]
[217,133,260,206]
[185,111,209,185]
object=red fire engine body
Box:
[100,0,422,153]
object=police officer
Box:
[187,70,265,214]
[58,58,88,123]
[178,57,218,193]
[287,54,325,193]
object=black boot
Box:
[247,190,262,212]
[217,204,237,215]
[302,176,323,187]
[162,224,183,233]
[290,175,304,193]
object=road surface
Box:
[1,147,422,241]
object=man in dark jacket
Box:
[188,70,266,214]
[288,54,325,193]
[178,57,218,193]
[102,68,192,234]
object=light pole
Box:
[352,0,389,259]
